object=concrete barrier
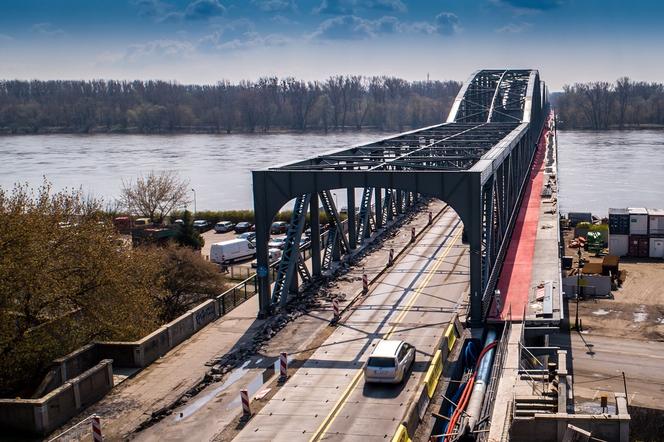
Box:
[137,327,170,367]
[191,299,219,331]
[391,423,411,442]
[444,323,457,352]
[96,342,141,367]
[423,349,443,398]
[0,360,113,436]
[167,310,196,348]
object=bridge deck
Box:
[489,114,561,323]
[234,208,468,441]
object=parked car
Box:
[237,231,256,243]
[251,248,282,268]
[173,219,184,226]
[210,239,255,264]
[363,339,415,384]
[214,221,235,233]
[268,236,288,249]
[270,221,288,234]
[193,219,209,231]
[134,217,151,226]
[234,221,252,233]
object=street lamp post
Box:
[575,246,583,330]
[191,188,197,216]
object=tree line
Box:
[556,78,664,129]
[0,76,461,134]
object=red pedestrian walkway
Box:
[489,122,550,321]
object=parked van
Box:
[210,239,256,264]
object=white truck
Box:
[210,238,255,264]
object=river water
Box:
[1,130,663,214]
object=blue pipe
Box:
[465,329,497,430]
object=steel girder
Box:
[253,69,548,323]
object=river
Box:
[1,130,663,215]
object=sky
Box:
[0,0,663,90]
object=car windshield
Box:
[367,357,395,368]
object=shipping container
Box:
[650,237,664,258]
[628,235,649,258]
[608,208,630,235]
[609,234,629,257]
[568,212,592,227]
[628,208,648,235]
[648,208,664,236]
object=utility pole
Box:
[575,246,582,330]
[191,188,197,216]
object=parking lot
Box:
[199,222,293,275]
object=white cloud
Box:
[496,22,532,33]
[366,0,407,13]
[118,39,196,63]
[434,12,459,36]
[251,0,297,12]
[31,23,65,37]
[0,33,14,42]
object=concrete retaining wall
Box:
[0,360,113,436]
[167,310,196,348]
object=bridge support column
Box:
[468,174,484,328]
[386,190,394,222]
[347,188,356,249]
[310,193,321,277]
[374,188,383,229]
[253,172,272,318]
[396,191,403,214]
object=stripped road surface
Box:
[234,207,469,442]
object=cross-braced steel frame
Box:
[252,69,548,326]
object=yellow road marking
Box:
[309,227,463,441]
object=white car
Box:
[363,340,415,384]
[268,236,288,250]
[214,221,235,233]
[251,248,282,268]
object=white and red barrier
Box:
[388,248,394,267]
[240,389,251,416]
[428,211,433,225]
[91,415,102,442]
[362,274,369,294]
[411,227,416,243]
[332,297,340,322]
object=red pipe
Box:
[443,341,498,442]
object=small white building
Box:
[648,208,664,236]
[628,207,648,235]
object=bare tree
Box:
[121,171,190,222]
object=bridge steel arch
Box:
[251,69,548,326]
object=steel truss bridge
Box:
[252,69,548,326]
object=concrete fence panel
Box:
[97,342,141,367]
[76,360,114,409]
[191,299,219,331]
[138,327,170,367]
[166,310,196,348]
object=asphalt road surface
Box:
[233,209,469,442]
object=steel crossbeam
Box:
[252,69,548,325]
